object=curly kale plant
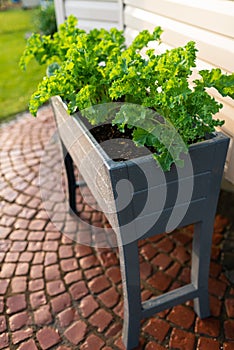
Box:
[20,15,234,170]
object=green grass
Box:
[0,8,46,122]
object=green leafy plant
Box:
[20,15,234,170]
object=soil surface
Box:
[89,123,151,161]
[80,116,211,163]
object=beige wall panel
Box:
[55,0,123,29]
[124,6,234,72]
[124,6,234,183]
[64,1,121,22]
[124,0,234,38]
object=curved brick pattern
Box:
[195,317,221,337]
[9,311,31,331]
[0,106,233,349]
[79,295,99,318]
[169,328,195,350]
[89,309,113,332]
[224,343,234,350]
[36,327,61,349]
[167,304,195,329]
[143,318,170,342]
[34,305,52,325]
[64,320,87,345]
[12,328,33,345]
[145,343,167,350]
[226,298,234,318]
[224,320,234,341]
[210,295,222,317]
[80,334,105,350]
[57,307,79,328]
[197,337,220,350]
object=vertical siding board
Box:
[64,1,121,22]
[54,0,123,30]
[54,0,66,25]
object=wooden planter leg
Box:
[61,142,78,214]
[118,240,142,349]
[191,220,213,318]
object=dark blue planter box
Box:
[52,96,229,349]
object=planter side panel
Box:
[51,97,119,228]
[114,133,229,238]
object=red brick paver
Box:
[0,106,233,349]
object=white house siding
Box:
[123,0,234,184]
[54,0,234,183]
[54,0,123,30]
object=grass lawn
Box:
[0,8,46,122]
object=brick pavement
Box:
[0,105,234,350]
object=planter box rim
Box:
[51,95,226,171]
